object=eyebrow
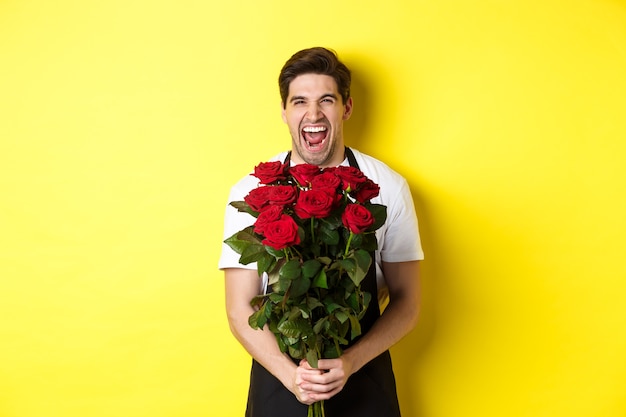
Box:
[289,93,338,103]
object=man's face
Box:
[281,73,353,168]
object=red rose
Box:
[244,186,272,212]
[262,214,301,250]
[353,179,380,203]
[289,164,321,186]
[341,203,375,234]
[253,205,283,235]
[315,186,342,207]
[310,171,341,191]
[268,185,297,207]
[294,189,335,219]
[332,166,368,191]
[252,161,288,184]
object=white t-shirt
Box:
[218,148,424,292]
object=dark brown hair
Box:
[278,47,351,108]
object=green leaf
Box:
[360,291,372,317]
[297,225,306,241]
[311,269,328,289]
[277,274,290,292]
[267,259,284,287]
[257,252,276,275]
[257,310,269,328]
[302,259,322,279]
[365,203,387,232]
[313,317,328,334]
[229,200,259,217]
[263,301,273,319]
[307,297,324,311]
[320,228,339,245]
[359,233,379,252]
[224,226,260,256]
[347,249,371,286]
[323,298,342,313]
[346,291,359,310]
[240,243,268,265]
[349,314,362,340]
[334,310,349,323]
[289,276,310,298]
[322,212,342,228]
[250,294,266,308]
[280,259,302,280]
[317,256,332,265]
[285,336,300,346]
[306,349,319,369]
[300,306,310,319]
[248,309,267,330]
[278,318,309,338]
[354,249,372,272]
[287,306,303,320]
[288,345,304,359]
[323,344,341,359]
[224,235,249,256]
[341,277,356,293]
[326,327,349,345]
[266,245,287,259]
[349,232,363,248]
[269,293,283,303]
[276,335,287,352]
[337,258,356,274]
[269,320,279,335]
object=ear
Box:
[281,101,287,123]
[343,97,353,121]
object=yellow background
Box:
[2,0,625,416]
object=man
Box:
[219,47,423,417]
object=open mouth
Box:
[302,126,328,150]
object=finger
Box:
[307,383,344,401]
[300,377,344,394]
[302,366,346,384]
[316,358,342,370]
[299,359,312,368]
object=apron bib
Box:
[245,148,401,417]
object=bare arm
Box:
[297,260,421,401]
[345,260,421,369]
[224,267,322,404]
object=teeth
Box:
[306,139,325,147]
[303,126,327,133]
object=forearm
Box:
[227,302,298,389]
[343,261,421,373]
[224,268,298,393]
[343,291,419,372]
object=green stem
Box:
[344,231,354,257]
[290,246,303,259]
[310,217,315,244]
[308,401,325,417]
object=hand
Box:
[294,358,353,404]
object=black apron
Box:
[245,148,401,417]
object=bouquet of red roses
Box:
[225,160,387,417]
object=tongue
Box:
[304,131,326,144]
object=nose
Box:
[306,102,322,121]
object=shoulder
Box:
[349,148,408,189]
